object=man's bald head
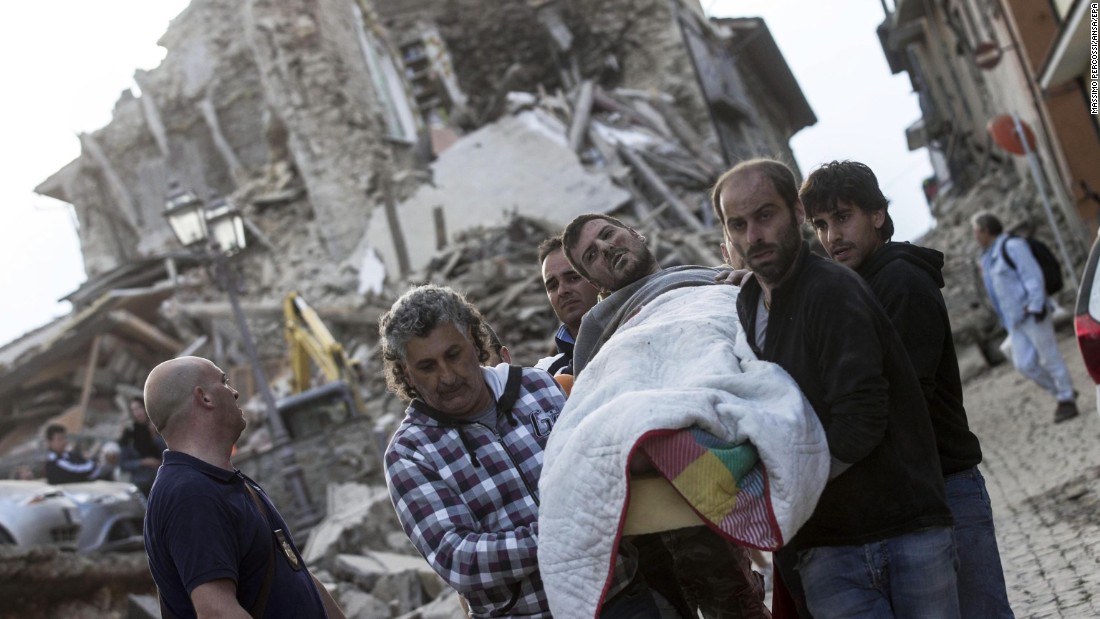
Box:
[143,356,214,436]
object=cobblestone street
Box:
[965,330,1100,618]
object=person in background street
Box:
[714,157,958,618]
[44,424,96,484]
[119,396,167,496]
[562,214,771,619]
[972,211,1079,423]
[801,160,1013,618]
[380,284,662,619]
[535,236,600,376]
[142,356,343,619]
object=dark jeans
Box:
[796,526,960,619]
[945,467,1014,618]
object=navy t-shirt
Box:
[144,451,326,618]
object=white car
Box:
[57,480,146,553]
[0,480,82,550]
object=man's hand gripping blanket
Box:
[537,285,830,619]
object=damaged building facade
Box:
[36,0,813,288]
[2,1,815,613]
[879,0,1100,249]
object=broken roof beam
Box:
[106,310,185,353]
[644,96,725,173]
[133,70,171,159]
[78,132,141,231]
[592,88,669,139]
[568,80,595,153]
[618,144,705,231]
[73,336,104,433]
[198,87,247,184]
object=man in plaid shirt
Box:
[380,285,664,618]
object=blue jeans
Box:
[945,467,1014,618]
[600,574,667,619]
[796,527,960,618]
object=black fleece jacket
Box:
[737,243,951,549]
[858,242,982,475]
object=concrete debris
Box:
[393,591,468,619]
[372,571,435,616]
[337,588,393,619]
[333,551,445,596]
[365,108,632,275]
[301,482,413,566]
[0,546,154,619]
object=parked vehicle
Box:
[57,480,146,553]
[0,480,82,550]
[1074,235,1100,409]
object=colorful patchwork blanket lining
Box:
[642,427,779,549]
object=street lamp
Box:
[163,182,320,527]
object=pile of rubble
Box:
[301,483,467,619]
[0,546,153,619]
[351,80,731,414]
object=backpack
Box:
[1001,235,1063,295]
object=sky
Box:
[0,0,932,348]
[708,0,934,238]
[0,2,191,347]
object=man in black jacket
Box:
[713,158,958,618]
[799,160,1012,618]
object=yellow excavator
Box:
[278,291,368,438]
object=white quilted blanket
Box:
[538,285,829,618]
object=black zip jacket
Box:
[858,242,982,474]
[737,243,951,549]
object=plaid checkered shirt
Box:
[385,366,634,617]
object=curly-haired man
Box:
[379,284,663,619]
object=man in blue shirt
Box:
[142,356,343,618]
[972,211,1079,423]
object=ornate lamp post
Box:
[164,182,320,526]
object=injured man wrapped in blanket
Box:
[538,282,830,618]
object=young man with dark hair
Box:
[972,210,1078,423]
[714,157,958,618]
[535,236,600,376]
[44,424,96,484]
[801,160,1013,618]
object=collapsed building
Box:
[1,0,816,615]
